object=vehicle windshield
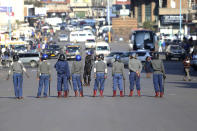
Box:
[60,34,67,37]
[135,31,153,45]
[171,46,181,50]
[96,46,109,50]
[67,47,80,52]
[87,39,95,42]
[49,45,60,49]
[14,45,26,50]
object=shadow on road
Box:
[167,81,197,89]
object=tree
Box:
[142,21,155,31]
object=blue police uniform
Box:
[54,61,70,92]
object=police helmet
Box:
[130,53,137,59]
[42,54,48,60]
[98,54,104,60]
[115,55,121,61]
[87,51,91,55]
[58,54,65,61]
[76,55,81,61]
[153,52,159,59]
[13,55,19,61]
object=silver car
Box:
[105,52,125,66]
[18,52,40,67]
[120,50,151,66]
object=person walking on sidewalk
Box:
[183,56,191,81]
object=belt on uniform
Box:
[130,70,134,72]
[96,72,104,73]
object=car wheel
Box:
[30,61,37,68]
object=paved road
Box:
[0,33,197,131]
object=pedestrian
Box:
[112,55,125,97]
[7,55,29,99]
[144,56,152,78]
[183,56,191,81]
[54,54,70,98]
[36,54,51,98]
[128,53,142,97]
[93,54,107,97]
[151,53,166,97]
[71,55,83,97]
[83,51,93,86]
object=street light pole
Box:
[107,0,111,43]
[179,0,182,40]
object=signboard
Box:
[161,15,184,24]
[120,9,129,16]
[116,0,130,5]
[0,6,12,12]
[35,7,47,16]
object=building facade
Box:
[0,0,24,26]
[40,0,70,18]
[159,0,197,35]
[69,0,107,18]
[130,0,158,26]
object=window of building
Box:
[137,4,142,23]
[145,2,151,21]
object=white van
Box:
[70,31,95,42]
[95,41,111,56]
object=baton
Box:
[68,79,73,90]
[49,80,51,96]
[123,79,126,96]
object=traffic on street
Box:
[0,0,197,131]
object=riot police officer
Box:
[7,54,29,99]
[36,54,51,98]
[54,54,70,98]
[83,51,93,86]
[112,55,125,97]
[71,55,83,97]
[151,53,166,97]
[93,54,107,97]
[128,53,142,97]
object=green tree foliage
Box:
[142,21,155,31]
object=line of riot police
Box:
[6,51,166,99]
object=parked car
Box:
[58,34,68,42]
[120,50,151,66]
[104,52,125,66]
[85,39,96,49]
[165,45,185,61]
[191,53,197,70]
[18,52,40,67]
[64,44,82,60]
[43,44,61,58]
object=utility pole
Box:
[179,0,182,40]
[107,0,111,43]
[8,0,12,41]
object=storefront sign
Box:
[161,15,184,24]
